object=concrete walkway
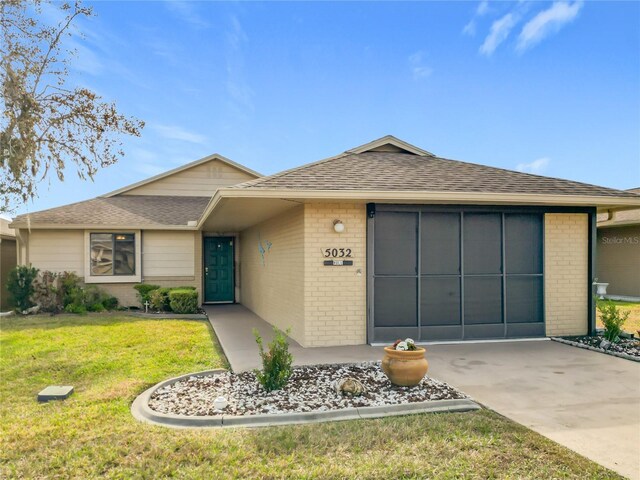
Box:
[205,305,640,479]
[204,304,382,372]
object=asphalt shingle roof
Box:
[12,196,210,227]
[233,151,639,198]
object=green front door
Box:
[204,237,234,303]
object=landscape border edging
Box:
[126,312,208,320]
[551,337,640,362]
[131,370,481,429]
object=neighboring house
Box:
[596,188,640,299]
[1,218,17,310]
[10,136,640,346]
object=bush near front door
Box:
[132,285,198,314]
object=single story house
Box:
[596,189,640,299]
[1,218,17,310]
[10,136,640,346]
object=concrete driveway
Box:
[206,305,639,478]
[426,340,640,480]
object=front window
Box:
[90,233,136,276]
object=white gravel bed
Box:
[148,363,467,417]
[555,335,640,361]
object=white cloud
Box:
[462,1,491,36]
[152,125,207,144]
[480,13,519,56]
[225,15,254,117]
[67,37,104,76]
[477,0,490,16]
[130,148,157,162]
[164,0,209,29]
[516,157,551,174]
[145,36,180,63]
[408,51,433,80]
[517,1,583,52]
[463,20,476,36]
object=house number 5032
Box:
[323,248,352,258]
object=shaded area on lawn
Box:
[0,315,623,479]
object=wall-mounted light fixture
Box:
[333,219,345,233]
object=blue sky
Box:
[8,0,640,216]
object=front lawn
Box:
[0,315,621,479]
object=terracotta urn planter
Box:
[381,346,429,387]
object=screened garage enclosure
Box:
[369,205,545,342]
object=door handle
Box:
[205,267,209,275]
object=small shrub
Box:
[82,286,119,312]
[64,303,87,314]
[168,289,198,314]
[133,284,160,306]
[64,287,86,312]
[102,296,119,310]
[597,300,630,342]
[253,327,293,392]
[7,265,39,312]
[149,288,171,311]
[84,286,102,306]
[176,286,197,290]
[59,272,82,307]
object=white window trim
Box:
[84,230,142,283]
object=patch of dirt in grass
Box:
[87,378,147,401]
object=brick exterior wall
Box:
[544,213,589,336]
[239,206,306,344]
[303,203,367,346]
[238,203,367,347]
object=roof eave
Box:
[597,220,640,228]
[8,223,200,231]
[214,187,640,205]
[195,187,640,229]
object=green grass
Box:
[0,315,622,479]
[597,300,640,334]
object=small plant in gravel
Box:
[253,326,293,392]
[597,300,629,342]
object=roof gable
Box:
[346,135,435,156]
[103,154,262,197]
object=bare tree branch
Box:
[0,0,144,213]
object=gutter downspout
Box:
[588,210,597,335]
[140,231,144,283]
